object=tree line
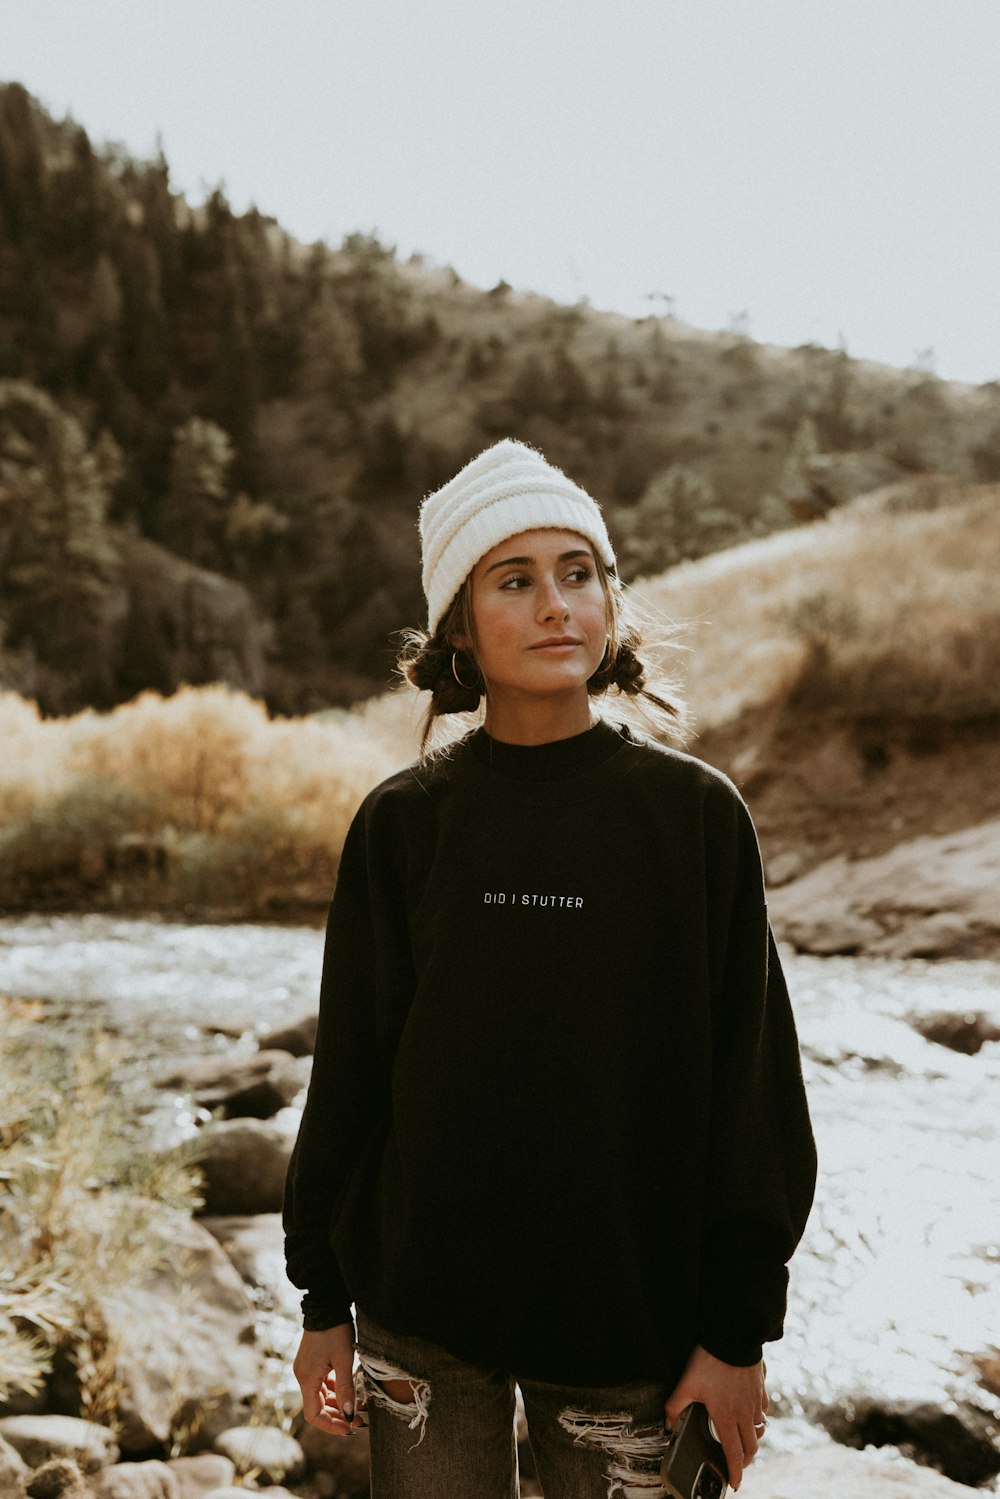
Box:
[2,81,998,715]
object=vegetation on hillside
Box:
[3,81,1000,716]
[0,476,996,916]
[643,477,1000,734]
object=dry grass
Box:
[0,685,406,914]
[0,998,202,1413]
[2,482,995,912]
[636,481,1000,734]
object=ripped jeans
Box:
[356,1308,672,1499]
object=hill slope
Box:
[3,81,1000,715]
[637,476,1000,895]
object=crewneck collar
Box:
[466,718,630,781]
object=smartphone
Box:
[660,1402,729,1499]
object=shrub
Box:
[0,1001,202,1410]
[0,683,404,914]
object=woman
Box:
[284,439,816,1497]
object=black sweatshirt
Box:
[283,720,816,1386]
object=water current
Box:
[1,915,998,1481]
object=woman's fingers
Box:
[663,1344,769,1492]
[293,1324,361,1436]
[717,1415,745,1492]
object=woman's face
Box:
[460,528,608,707]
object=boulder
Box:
[0,1431,29,1492]
[0,1418,118,1475]
[194,1120,295,1216]
[815,1395,1000,1489]
[164,1455,234,1499]
[212,1427,305,1484]
[96,1462,179,1499]
[740,1442,986,1498]
[298,1423,371,1492]
[909,1010,1000,1056]
[978,1354,1000,1399]
[199,1489,297,1499]
[257,1014,318,1058]
[156,1052,309,1120]
[770,820,1000,959]
[199,1215,300,1318]
[93,1216,262,1454]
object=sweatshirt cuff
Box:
[698,1329,765,1367]
[301,1293,354,1333]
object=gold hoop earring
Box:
[451,651,479,692]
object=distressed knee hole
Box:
[358,1350,432,1449]
[558,1407,669,1498]
[377,1375,417,1403]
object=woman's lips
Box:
[530,638,581,652]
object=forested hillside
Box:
[2,81,999,714]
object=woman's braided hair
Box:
[397,554,687,757]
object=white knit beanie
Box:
[419,439,616,633]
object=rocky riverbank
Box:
[769,818,1000,959]
[0,919,998,1497]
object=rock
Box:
[212,1427,305,1484]
[815,1395,1000,1489]
[257,1014,318,1058]
[978,1354,1000,1399]
[164,1454,234,1499]
[194,1119,295,1216]
[764,849,804,887]
[156,1052,309,1120]
[25,1459,92,1498]
[96,1462,180,1499]
[297,1423,371,1492]
[198,1215,300,1318]
[0,1418,118,1474]
[740,1442,984,1497]
[0,1431,29,1493]
[770,820,1000,959]
[910,1010,1000,1056]
[93,1216,262,1454]
[200,1489,297,1499]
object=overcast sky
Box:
[5,0,999,384]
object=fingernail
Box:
[342,1401,354,1419]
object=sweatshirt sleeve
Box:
[697,777,817,1367]
[283,790,414,1331]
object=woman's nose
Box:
[537,579,570,620]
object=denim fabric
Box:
[356,1308,672,1499]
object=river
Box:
[1,915,998,1484]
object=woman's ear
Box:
[448,630,473,652]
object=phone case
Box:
[660,1402,729,1499]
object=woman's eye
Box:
[499,573,531,590]
[566,566,593,583]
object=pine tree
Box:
[0,380,120,672]
[779,416,820,503]
[159,416,234,569]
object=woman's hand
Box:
[293,1323,365,1436]
[664,1344,768,1492]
